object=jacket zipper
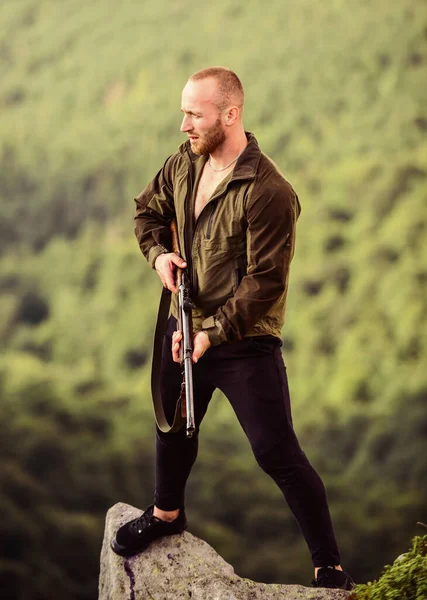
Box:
[234,268,243,291]
[206,201,218,240]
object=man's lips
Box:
[188,135,199,142]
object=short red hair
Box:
[189,66,244,110]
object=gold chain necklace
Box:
[208,149,244,172]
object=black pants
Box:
[155,316,341,568]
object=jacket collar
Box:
[178,131,261,182]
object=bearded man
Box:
[111,67,354,590]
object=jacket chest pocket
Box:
[203,203,246,248]
[201,233,246,260]
[199,235,247,296]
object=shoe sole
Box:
[110,524,188,558]
[110,536,150,557]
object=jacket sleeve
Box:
[202,182,301,345]
[134,154,177,268]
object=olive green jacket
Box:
[134,132,301,346]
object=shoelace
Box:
[130,511,154,535]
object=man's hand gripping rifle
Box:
[170,220,196,438]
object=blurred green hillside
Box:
[1,0,426,598]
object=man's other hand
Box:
[172,329,183,363]
[192,331,211,363]
[155,253,187,294]
[172,330,211,363]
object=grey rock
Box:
[99,503,352,600]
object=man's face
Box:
[180,78,226,155]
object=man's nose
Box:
[180,115,192,132]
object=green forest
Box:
[1,0,426,598]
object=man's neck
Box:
[209,129,248,170]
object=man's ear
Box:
[225,106,239,126]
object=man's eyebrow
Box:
[181,108,202,116]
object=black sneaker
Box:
[312,566,355,590]
[110,504,187,557]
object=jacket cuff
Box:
[202,316,227,346]
[148,244,169,269]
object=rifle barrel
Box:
[178,273,195,438]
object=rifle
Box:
[170,220,196,438]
